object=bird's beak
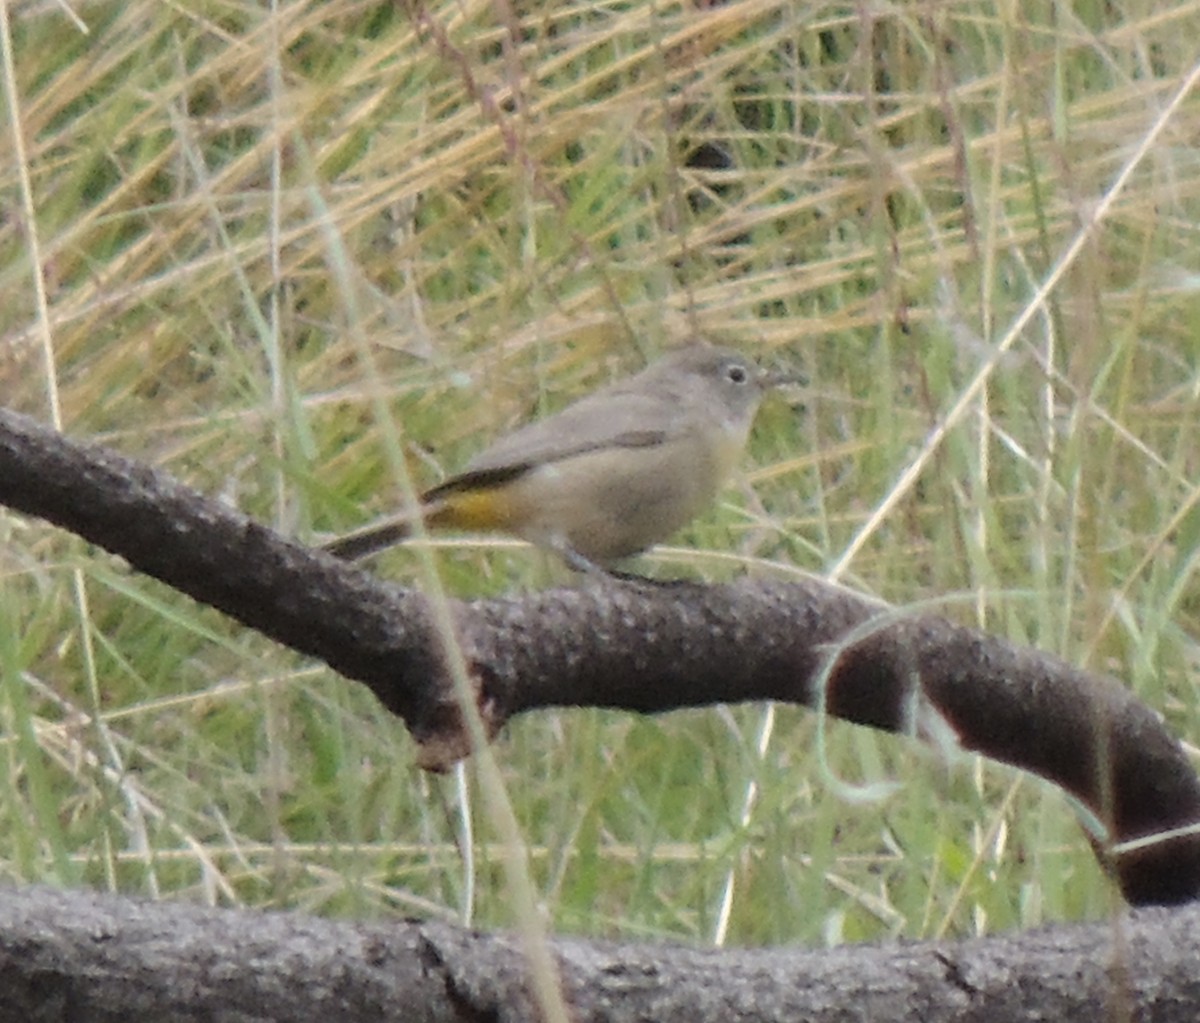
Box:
[763,367,806,389]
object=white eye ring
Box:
[726,364,749,384]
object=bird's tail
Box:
[321,516,415,561]
[321,481,515,561]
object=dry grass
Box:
[2,0,1200,948]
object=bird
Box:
[322,341,782,573]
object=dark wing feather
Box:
[424,427,667,500]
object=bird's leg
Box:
[549,539,698,589]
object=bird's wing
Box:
[456,386,684,477]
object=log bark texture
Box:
[2,883,1199,1023]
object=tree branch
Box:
[0,883,1197,1023]
[2,406,1199,905]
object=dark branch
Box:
[1,883,1199,1023]
[2,406,1199,905]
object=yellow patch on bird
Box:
[427,487,517,532]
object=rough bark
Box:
[3,883,1200,1023]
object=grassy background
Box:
[2,0,1200,951]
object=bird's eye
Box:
[726,364,749,384]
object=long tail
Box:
[321,517,414,560]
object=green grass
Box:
[1,0,1199,954]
